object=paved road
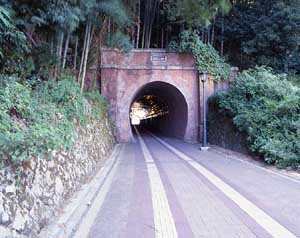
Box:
[48,129,300,238]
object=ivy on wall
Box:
[169,30,231,80]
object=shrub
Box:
[34,75,86,124]
[84,90,109,119]
[106,31,133,53]
[0,75,107,164]
[210,66,300,168]
[168,30,231,80]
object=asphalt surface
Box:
[49,130,300,238]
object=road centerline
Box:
[151,134,297,238]
[135,128,178,238]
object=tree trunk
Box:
[62,32,70,70]
[108,17,111,34]
[141,22,145,48]
[141,0,148,49]
[54,31,64,79]
[50,35,54,78]
[97,17,108,93]
[161,29,164,48]
[165,28,169,47]
[207,27,211,45]
[78,23,89,82]
[147,27,152,48]
[211,17,215,46]
[136,0,141,48]
[81,22,92,92]
[73,35,78,71]
[156,4,160,47]
[145,0,159,48]
[58,32,64,67]
[221,13,224,56]
[50,35,54,54]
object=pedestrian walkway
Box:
[41,131,300,238]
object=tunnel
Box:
[130,81,188,138]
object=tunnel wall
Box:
[132,81,188,138]
[101,48,199,142]
[100,48,233,143]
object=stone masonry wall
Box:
[207,110,251,154]
[207,94,251,154]
[0,112,115,237]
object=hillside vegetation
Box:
[1,0,300,168]
[210,67,300,168]
[0,75,107,166]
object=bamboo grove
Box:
[0,0,231,90]
[1,0,300,90]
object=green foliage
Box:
[0,5,27,62]
[107,31,133,52]
[1,54,35,77]
[0,5,13,33]
[30,43,57,76]
[0,0,133,76]
[34,75,86,124]
[287,74,300,87]
[211,67,300,168]
[98,0,130,27]
[169,30,231,80]
[84,90,109,119]
[221,0,300,73]
[0,75,106,163]
[164,0,231,27]
[52,2,81,32]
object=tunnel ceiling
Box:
[131,81,188,138]
[132,95,169,120]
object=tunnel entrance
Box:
[130,81,188,138]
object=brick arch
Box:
[100,48,200,142]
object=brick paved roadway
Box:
[51,130,300,238]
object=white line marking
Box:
[152,134,297,238]
[135,128,178,238]
[73,145,124,238]
[40,145,122,238]
[225,155,300,185]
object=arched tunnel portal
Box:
[130,81,188,138]
[100,48,207,142]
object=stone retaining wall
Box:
[207,99,251,155]
[0,113,114,237]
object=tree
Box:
[1,0,235,87]
[165,0,230,27]
[0,4,27,61]
[218,0,300,73]
[0,0,132,87]
[77,0,131,91]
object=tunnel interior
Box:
[130,81,188,138]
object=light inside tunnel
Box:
[130,95,169,125]
[130,81,188,139]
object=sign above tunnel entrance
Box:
[101,48,200,142]
[151,55,167,62]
